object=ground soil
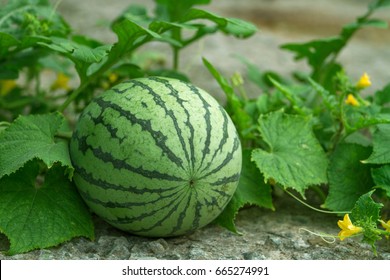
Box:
[1,0,389,260]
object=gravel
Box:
[1,194,389,260]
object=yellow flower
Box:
[0,80,17,96]
[108,73,118,84]
[345,94,359,106]
[51,73,71,91]
[381,220,390,238]
[337,214,363,241]
[356,72,371,89]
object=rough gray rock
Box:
[1,194,388,260]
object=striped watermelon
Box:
[69,77,242,237]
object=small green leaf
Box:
[215,150,274,233]
[350,191,383,253]
[281,36,344,70]
[308,78,338,111]
[202,57,234,96]
[156,0,211,21]
[268,77,311,115]
[0,161,94,255]
[38,36,112,64]
[324,143,374,211]
[351,191,382,224]
[104,18,180,72]
[369,0,390,11]
[0,112,73,179]
[222,17,258,38]
[181,9,257,38]
[363,124,390,164]
[251,111,328,195]
[371,165,390,198]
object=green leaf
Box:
[202,57,234,96]
[308,78,338,111]
[324,143,374,211]
[350,191,383,253]
[363,124,390,164]
[181,9,225,26]
[222,17,258,38]
[281,36,344,70]
[369,0,390,11]
[0,32,19,58]
[156,0,211,21]
[268,77,311,115]
[181,9,257,38]
[114,4,151,26]
[215,150,274,233]
[236,55,287,91]
[251,111,328,195]
[149,20,196,34]
[108,18,170,62]
[374,83,390,106]
[351,191,381,225]
[37,36,111,64]
[281,4,388,81]
[0,160,94,255]
[0,112,73,179]
[0,0,70,40]
[371,165,390,198]
[202,57,252,139]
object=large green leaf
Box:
[251,111,328,195]
[0,112,73,179]
[363,124,390,164]
[0,161,94,255]
[215,150,274,233]
[324,143,374,211]
[371,165,390,198]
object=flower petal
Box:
[356,72,371,89]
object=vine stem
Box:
[284,189,351,215]
[58,80,89,112]
[55,131,73,140]
[172,27,182,71]
[298,228,337,244]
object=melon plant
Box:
[69,77,242,237]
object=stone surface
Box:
[1,194,389,260]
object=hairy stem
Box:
[285,189,350,215]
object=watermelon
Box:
[69,77,242,237]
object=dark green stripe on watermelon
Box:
[73,163,181,194]
[93,96,186,171]
[126,77,196,171]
